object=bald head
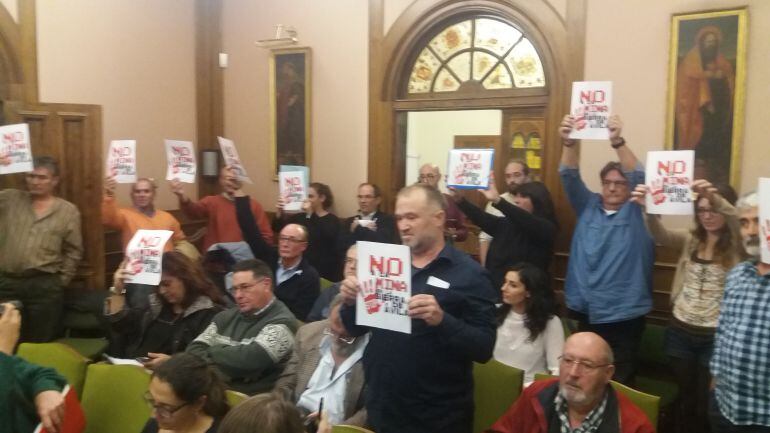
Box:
[418,163,441,188]
[565,332,613,364]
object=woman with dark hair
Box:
[142,352,229,433]
[449,175,558,290]
[632,179,744,433]
[218,393,305,433]
[274,182,342,281]
[105,251,225,367]
[493,263,564,386]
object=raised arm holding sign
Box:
[569,81,613,140]
[217,136,252,184]
[278,165,309,213]
[446,148,494,190]
[165,140,197,183]
[105,140,137,183]
[0,123,33,175]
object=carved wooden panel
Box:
[2,101,104,289]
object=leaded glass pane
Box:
[473,51,497,81]
[428,20,472,60]
[408,48,441,94]
[446,52,471,82]
[482,63,512,90]
[507,38,546,88]
[434,68,460,92]
[474,18,521,56]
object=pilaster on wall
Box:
[195,0,224,198]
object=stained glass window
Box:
[407,18,545,94]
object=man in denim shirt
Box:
[558,114,654,384]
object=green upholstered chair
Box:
[473,360,524,433]
[80,363,152,433]
[17,342,90,398]
[332,425,375,433]
[610,380,661,429]
[225,389,249,407]
[320,278,334,291]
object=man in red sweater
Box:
[487,332,654,433]
[170,166,273,252]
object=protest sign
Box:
[446,148,494,189]
[356,241,411,334]
[33,385,85,433]
[279,165,309,212]
[645,150,695,215]
[165,140,197,183]
[106,140,137,183]
[0,123,33,175]
[217,136,252,184]
[759,178,770,264]
[124,230,174,285]
[569,81,613,140]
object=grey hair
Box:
[736,191,758,212]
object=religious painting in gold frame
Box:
[269,47,311,174]
[665,8,747,188]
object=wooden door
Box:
[2,101,104,289]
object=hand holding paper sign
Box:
[480,172,501,203]
[35,390,65,433]
[630,184,649,210]
[408,294,444,326]
[340,275,360,306]
[0,154,9,165]
[691,179,718,202]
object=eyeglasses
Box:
[143,391,189,418]
[323,327,357,345]
[357,194,376,200]
[696,208,718,216]
[278,235,307,244]
[418,174,437,180]
[558,355,612,374]
[231,277,269,293]
[601,179,629,188]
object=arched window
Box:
[406,17,546,95]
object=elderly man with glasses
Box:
[557,114,654,385]
[228,174,321,322]
[275,294,369,428]
[186,259,297,395]
[488,332,654,433]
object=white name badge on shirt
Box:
[426,276,450,289]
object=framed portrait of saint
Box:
[665,8,747,188]
[269,47,311,175]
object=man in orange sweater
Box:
[170,166,273,252]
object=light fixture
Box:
[255,24,298,48]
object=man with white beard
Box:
[736,192,760,258]
[488,332,654,433]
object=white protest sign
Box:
[446,148,494,189]
[106,140,137,183]
[165,140,197,183]
[0,123,33,175]
[569,81,613,140]
[645,150,695,215]
[124,229,174,285]
[356,241,411,334]
[278,165,309,212]
[217,136,252,184]
[759,178,770,264]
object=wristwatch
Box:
[611,137,626,149]
[109,286,126,295]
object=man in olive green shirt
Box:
[0,156,83,342]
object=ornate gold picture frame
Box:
[269,47,312,174]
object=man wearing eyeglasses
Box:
[558,114,654,385]
[488,332,654,433]
[230,175,320,321]
[187,259,297,395]
[275,294,368,427]
[338,183,400,251]
[417,163,468,243]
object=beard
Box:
[744,235,760,258]
[559,382,589,405]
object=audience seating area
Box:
[473,360,524,433]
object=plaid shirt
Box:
[554,388,609,433]
[711,261,770,426]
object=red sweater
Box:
[488,379,655,433]
[180,194,273,251]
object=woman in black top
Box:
[105,251,224,367]
[142,352,229,433]
[450,177,558,291]
[274,182,342,281]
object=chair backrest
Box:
[472,360,524,433]
[80,363,152,433]
[225,389,248,407]
[17,342,89,398]
[320,277,334,291]
[610,380,660,429]
[332,425,375,433]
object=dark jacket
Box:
[108,294,221,358]
[488,379,655,433]
[338,211,400,252]
[235,196,320,321]
[0,353,66,433]
[457,197,556,290]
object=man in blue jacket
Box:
[339,183,497,433]
[558,114,654,385]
